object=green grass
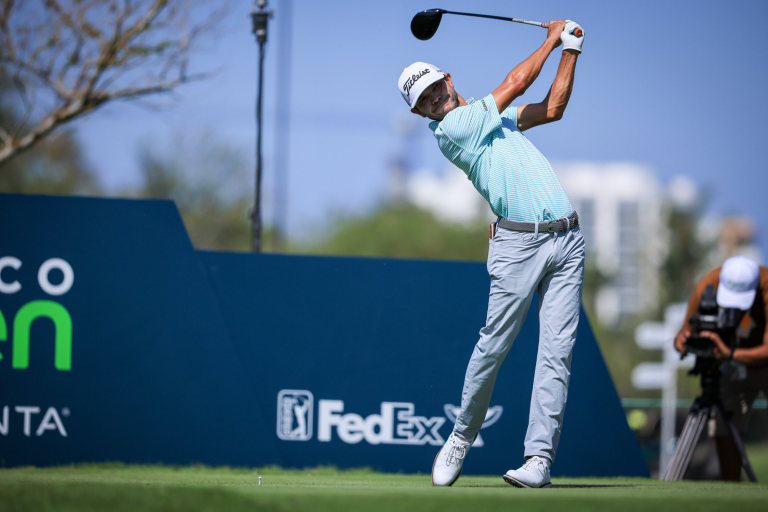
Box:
[2,447,768,512]
[749,442,768,481]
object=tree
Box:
[306,205,490,262]
[0,126,99,194]
[657,200,713,315]
[133,131,256,252]
[0,0,226,166]
[0,67,99,194]
[580,261,611,320]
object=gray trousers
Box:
[453,224,585,463]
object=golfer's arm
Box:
[517,50,578,131]
[491,37,560,114]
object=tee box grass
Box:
[2,444,768,512]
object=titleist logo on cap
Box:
[403,68,430,97]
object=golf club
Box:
[411,9,583,41]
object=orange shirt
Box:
[680,266,768,349]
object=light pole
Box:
[250,0,272,252]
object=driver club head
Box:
[411,9,444,41]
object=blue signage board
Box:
[0,193,648,477]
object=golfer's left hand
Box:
[700,331,732,359]
[561,20,584,53]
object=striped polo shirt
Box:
[429,94,572,222]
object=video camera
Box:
[683,284,745,367]
[668,286,758,482]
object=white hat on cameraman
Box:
[717,255,759,311]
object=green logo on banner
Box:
[0,257,74,371]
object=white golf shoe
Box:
[431,433,473,486]
[503,456,552,488]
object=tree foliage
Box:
[306,205,491,262]
[132,131,255,252]
[0,67,99,194]
[660,204,713,306]
[657,201,713,315]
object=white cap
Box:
[717,255,759,310]
[398,62,444,109]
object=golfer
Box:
[398,20,585,488]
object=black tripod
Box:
[663,361,757,482]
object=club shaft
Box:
[442,10,546,28]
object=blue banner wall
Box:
[0,193,648,477]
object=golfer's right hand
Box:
[560,20,584,53]
[674,330,690,353]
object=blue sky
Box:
[76,0,768,255]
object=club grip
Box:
[541,23,584,37]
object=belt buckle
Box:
[546,221,559,233]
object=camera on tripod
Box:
[683,284,745,362]
[664,256,761,482]
[666,284,756,481]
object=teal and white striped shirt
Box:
[429,94,572,223]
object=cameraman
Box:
[674,255,768,481]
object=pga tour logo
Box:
[277,390,314,441]
[276,389,502,447]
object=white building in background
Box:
[556,162,668,325]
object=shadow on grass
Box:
[458,483,639,489]
[554,484,639,489]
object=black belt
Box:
[497,211,579,233]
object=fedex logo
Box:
[318,400,445,446]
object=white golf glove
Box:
[560,20,584,53]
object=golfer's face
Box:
[416,78,456,120]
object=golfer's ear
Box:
[411,108,426,118]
